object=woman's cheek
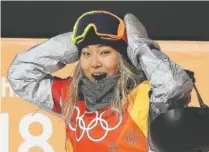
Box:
[104,60,118,75]
[81,57,90,70]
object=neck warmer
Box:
[79,73,121,112]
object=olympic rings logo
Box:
[68,106,123,142]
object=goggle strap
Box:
[122,30,128,43]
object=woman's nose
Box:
[91,56,102,69]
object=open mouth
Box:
[92,73,107,82]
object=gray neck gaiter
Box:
[79,73,121,112]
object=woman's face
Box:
[80,44,119,82]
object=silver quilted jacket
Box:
[7,13,193,151]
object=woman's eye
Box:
[82,52,90,57]
[101,51,110,55]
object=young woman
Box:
[8,11,193,152]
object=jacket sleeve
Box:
[140,47,193,117]
[7,32,79,117]
[124,14,193,118]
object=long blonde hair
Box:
[63,53,144,123]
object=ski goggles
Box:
[72,10,126,45]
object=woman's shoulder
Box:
[135,80,151,91]
[127,80,152,101]
[51,76,72,101]
[52,76,72,90]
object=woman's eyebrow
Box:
[83,46,89,49]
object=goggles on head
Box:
[72,10,126,45]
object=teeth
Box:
[93,73,103,76]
